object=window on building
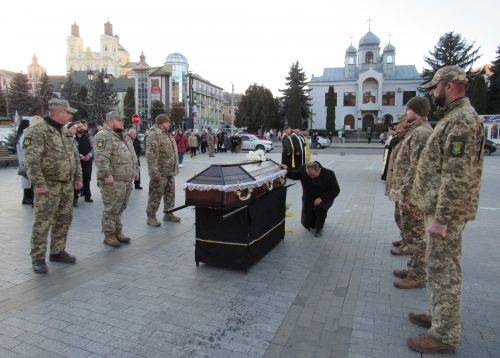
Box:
[403,91,416,105]
[386,55,393,64]
[363,91,376,104]
[348,57,355,65]
[382,91,395,106]
[151,79,159,88]
[343,92,356,106]
[365,51,373,64]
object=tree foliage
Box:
[87,69,119,125]
[60,71,80,107]
[73,86,88,121]
[33,72,54,115]
[469,74,489,114]
[280,61,311,129]
[151,100,165,120]
[325,86,336,131]
[123,87,135,128]
[8,73,32,115]
[235,83,281,131]
[422,32,481,82]
[170,102,185,127]
[489,45,500,114]
[0,90,6,116]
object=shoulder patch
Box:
[449,136,466,157]
[96,139,106,149]
[23,137,32,148]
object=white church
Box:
[308,29,423,131]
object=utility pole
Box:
[231,82,235,127]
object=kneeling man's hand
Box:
[314,198,322,206]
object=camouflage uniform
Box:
[412,97,484,347]
[146,124,179,217]
[94,125,138,234]
[24,118,82,260]
[385,131,406,236]
[207,131,215,157]
[393,119,433,280]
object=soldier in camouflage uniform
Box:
[94,111,139,247]
[207,128,216,157]
[407,66,484,354]
[146,114,180,226]
[24,99,83,274]
[384,115,409,255]
[392,97,433,289]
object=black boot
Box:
[32,259,48,274]
[22,189,33,205]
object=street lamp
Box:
[87,70,94,123]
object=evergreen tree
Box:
[489,45,500,113]
[325,86,336,131]
[60,71,80,106]
[422,32,481,82]
[469,74,489,114]
[235,84,280,131]
[73,86,88,121]
[151,100,165,120]
[280,61,311,129]
[8,73,32,115]
[123,86,135,128]
[34,72,54,115]
[87,69,119,124]
[0,90,6,116]
[170,102,185,127]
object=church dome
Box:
[383,43,395,52]
[359,31,380,47]
[166,52,188,65]
[346,45,357,54]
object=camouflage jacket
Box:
[393,119,433,203]
[94,125,138,182]
[207,132,215,146]
[146,124,178,178]
[411,98,484,224]
[385,130,408,201]
[24,118,82,186]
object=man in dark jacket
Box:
[128,128,143,189]
[74,120,94,204]
[282,161,340,237]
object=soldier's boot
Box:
[163,213,181,222]
[408,312,432,328]
[147,216,161,227]
[390,244,409,256]
[115,228,131,244]
[392,239,403,247]
[393,277,426,289]
[49,250,76,264]
[393,268,408,278]
[103,232,121,248]
[407,333,455,354]
[32,259,48,274]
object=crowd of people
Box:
[14,65,485,356]
[381,66,484,354]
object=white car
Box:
[308,136,330,149]
[240,134,273,152]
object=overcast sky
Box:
[0,0,497,96]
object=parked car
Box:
[307,136,330,149]
[484,139,497,156]
[240,134,273,152]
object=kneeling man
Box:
[281,161,340,237]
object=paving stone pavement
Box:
[0,149,499,358]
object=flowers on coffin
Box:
[246,149,266,161]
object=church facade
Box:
[308,30,422,131]
[66,21,134,78]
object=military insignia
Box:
[23,137,32,148]
[449,137,465,157]
[96,139,106,149]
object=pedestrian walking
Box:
[407,66,485,354]
[175,128,188,167]
[207,127,216,157]
[128,128,143,189]
[188,131,198,158]
[23,99,82,274]
[94,111,138,248]
[146,114,181,227]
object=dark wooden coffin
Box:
[185,159,286,209]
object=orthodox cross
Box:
[367,17,373,30]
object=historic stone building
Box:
[308,29,422,131]
[66,20,134,78]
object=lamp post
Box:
[87,70,94,123]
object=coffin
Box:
[184,159,287,209]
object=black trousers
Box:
[75,161,92,200]
[134,159,141,188]
[301,199,333,231]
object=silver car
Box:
[240,134,273,152]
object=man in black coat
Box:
[74,121,94,204]
[281,126,296,169]
[282,161,340,237]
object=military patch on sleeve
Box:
[96,139,106,149]
[23,137,32,148]
[449,136,466,157]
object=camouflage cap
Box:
[48,98,78,113]
[106,110,124,121]
[420,65,467,89]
